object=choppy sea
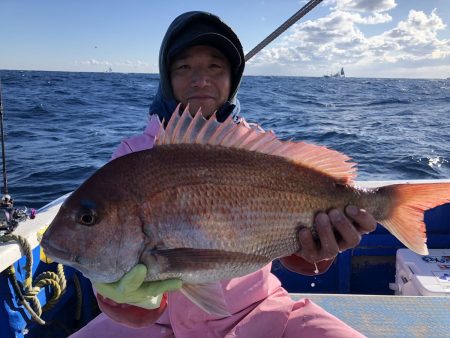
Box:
[0,70,449,209]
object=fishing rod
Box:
[245,0,323,62]
[0,78,12,209]
[0,78,35,235]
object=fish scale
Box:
[130,145,363,283]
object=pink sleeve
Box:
[111,115,161,160]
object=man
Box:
[72,11,375,337]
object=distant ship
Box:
[324,67,345,78]
[105,67,113,73]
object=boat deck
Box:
[290,293,450,338]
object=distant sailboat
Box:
[324,67,345,78]
[105,67,113,73]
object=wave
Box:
[2,70,449,207]
[63,97,89,105]
[25,104,49,114]
[367,98,412,106]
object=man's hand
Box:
[94,264,182,309]
[280,206,376,275]
[297,205,377,263]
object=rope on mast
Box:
[244,0,323,62]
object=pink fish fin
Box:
[254,139,356,184]
[163,104,182,144]
[218,124,249,148]
[378,182,450,255]
[208,115,237,146]
[156,120,166,144]
[156,106,244,147]
[181,107,205,143]
[255,133,283,154]
[194,111,223,144]
[158,107,356,183]
[246,131,278,151]
[180,282,231,317]
[229,127,260,148]
[155,104,181,145]
[284,141,357,184]
[170,105,191,144]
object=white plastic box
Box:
[393,248,450,296]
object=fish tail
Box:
[378,182,450,255]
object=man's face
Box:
[170,45,231,118]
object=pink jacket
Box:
[71,115,365,338]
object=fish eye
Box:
[78,209,98,226]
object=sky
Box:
[1,0,450,78]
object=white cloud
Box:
[385,9,446,42]
[367,9,449,63]
[351,12,392,25]
[327,0,396,13]
[119,60,150,68]
[250,10,368,67]
[78,59,150,70]
[80,59,112,66]
[247,3,450,78]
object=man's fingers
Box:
[329,209,361,251]
[142,279,183,296]
[315,212,339,259]
[296,208,376,264]
[298,227,319,263]
[94,282,124,302]
[345,205,377,234]
[118,264,148,293]
[298,212,340,262]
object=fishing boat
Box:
[323,67,345,78]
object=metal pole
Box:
[244,0,323,62]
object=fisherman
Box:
[71,11,376,338]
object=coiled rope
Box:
[0,233,67,325]
[245,0,323,62]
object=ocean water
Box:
[0,70,449,209]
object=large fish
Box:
[41,106,450,315]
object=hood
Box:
[150,11,245,123]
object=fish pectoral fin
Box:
[180,282,231,317]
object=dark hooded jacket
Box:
[149,11,245,123]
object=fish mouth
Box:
[41,239,79,265]
[41,241,118,283]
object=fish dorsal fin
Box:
[156,105,356,183]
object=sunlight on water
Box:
[428,156,447,168]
